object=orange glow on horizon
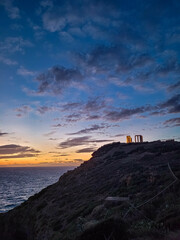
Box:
[0,151,91,167]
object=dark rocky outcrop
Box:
[0,140,180,240]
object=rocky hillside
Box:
[0,140,180,240]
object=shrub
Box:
[76,218,129,240]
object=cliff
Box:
[0,140,180,240]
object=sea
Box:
[0,166,75,213]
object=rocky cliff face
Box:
[0,141,180,240]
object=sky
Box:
[0,0,179,167]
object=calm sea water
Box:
[0,167,75,213]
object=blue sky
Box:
[0,0,179,166]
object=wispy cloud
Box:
[61,102,82,112]
[86,115,101,120]
[61,98,108,120]
[73,159,84,163]
[0,0,20,19]
[20,0,180,104]
[156,56,180,77]
[105,106,151,121]
[0,153,38,159]
[36,66,83,95]
[163,118,180,127]
[113,134,127,137]
[0,37,32,68]
[67,124,109,135]
[0,144,40,154]
[14,105,32,117]
[81,45,152,73]
[40,0,53,8]
[0,37,33,54]
[0,131,9,137]
[0,56,17,65]
[59,136,112,149]
[159,94,180,114]
[48,138,58,141]
[36,106,54,114]
[84,98,107,112]
[52,123,63,128]
[17,66,36,77]
[44,131,56,137]
[64,113,81,123]
[43,158,84,165]
[76,147,96,153]
[102,94,180,122]
[167,81,180,92]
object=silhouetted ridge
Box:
[0,141,180,240]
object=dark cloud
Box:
[41,0,178,51]
[0,144,40,155]
[15,105,32,117]
[1,0,179,144]
[64,113,81,123]
[61,98,107,120]
[159,94,180,113]
[76,147,96,153]
[67,124,109,135]
[86,45,130,71]
[36,98,107,125]
[75,46,152,93]
[61,102,81,112]
[163,118,180,127]
[85,45,154,73]
[75,44,180,94]
[55,159,84,164]
[48,152,69,156]
[34,0,180,99]
[44,131,56,136]
[86,115,101,120]
[113,134,127,137]
[59,136,89,148]
[149,110,166,116]
[167,81,180,92]
[37,106,53,114]
[84,98,107,112]
[0,153,38,159]
[156,56,180,77]
[52,123,62,127]
[73,159,84,163]
[50,94,180,125]
[148,95,180,116]
[39,1,157,92]
[104,95,180,122]
[0,131,8,136]
[36,66,83,95]
[48,138,58,141]
[59,136,112,149]
[105,106,151,121]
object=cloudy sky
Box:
[0,0,179,167]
